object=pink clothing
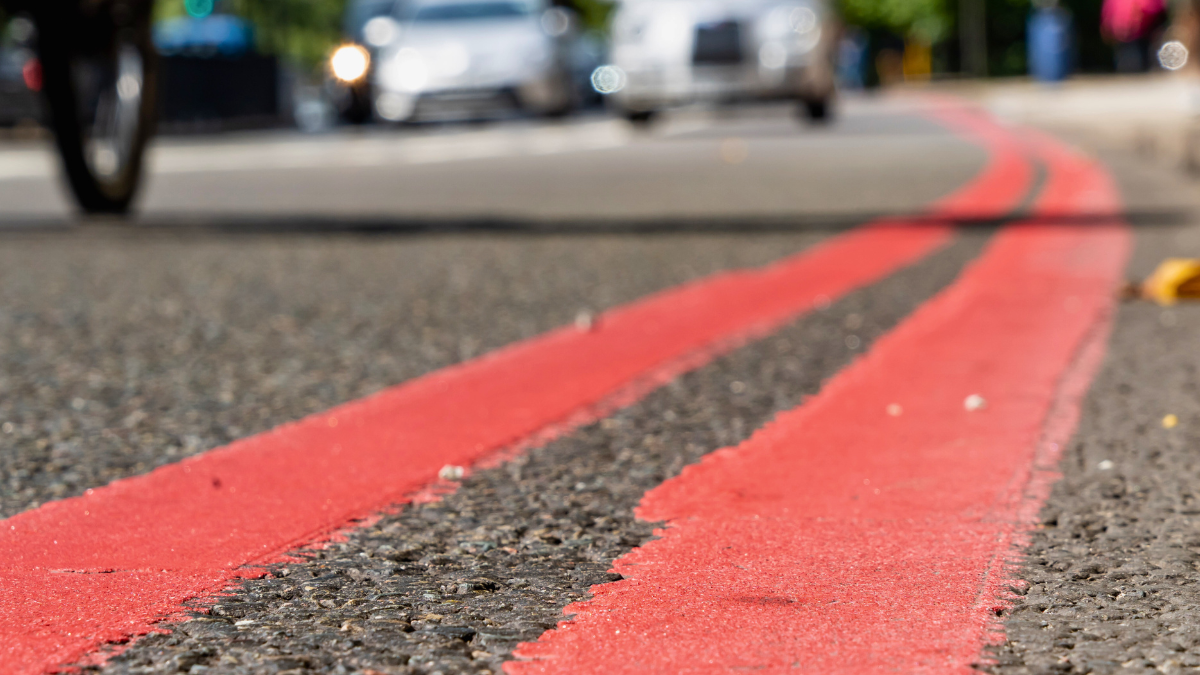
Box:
[1102,0,1167,42]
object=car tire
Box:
[343,86,374,125]
[800,97,832,123]
[624,109,656,125]
[36,1,157,214]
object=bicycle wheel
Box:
[36,1,157,214]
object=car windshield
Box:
[409,1,534,22]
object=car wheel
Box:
[37,1,157,214]
[625,109,656,125]
[343,86,374,125]
[800,97,832,123]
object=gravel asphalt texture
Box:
[0,106,984,525]
[91,229,994,675]
[23,104,1192,675]
[0,230,843,520]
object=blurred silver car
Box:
[370,0,576,123]
[600,0,837,121]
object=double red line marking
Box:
[3,107,1032,673]
[507,127,1130,673]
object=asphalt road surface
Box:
[0,102,981,225]
[2,97,1200,675]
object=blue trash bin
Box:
[1028,7,1073,82]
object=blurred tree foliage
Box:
[837,0,952,44]
[1064,0,1112,72]
[985,0,1031,75]
[563,0,617,34]
[835,0,1115,77]
[154,0,342,68]
[975,0,1115,75]
[226,0,346,68]
[154,0,613,70]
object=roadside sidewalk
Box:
[908,74,1200,175]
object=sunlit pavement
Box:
[3,93,1200,674]
[923,73,1200,176]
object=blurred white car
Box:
[370,0,577,123]
[600,0,837,121]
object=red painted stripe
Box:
[0,108,1030,674]
[506,125,1130,673]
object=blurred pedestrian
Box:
[1102,0,1168,71]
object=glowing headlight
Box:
[331,44,370,83]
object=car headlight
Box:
[330,44,370,83]
[383,48,428,92]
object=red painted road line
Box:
[507,126,1130,673]
[0,110,1030,674]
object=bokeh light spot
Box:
[184,0,215,19]
[591,65,626,94]
[1159,41,1189,71]
[331,44,370,83]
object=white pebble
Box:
[1098,460,1115,471]
[574,310,595,331]
[964,394,987,412]
[438,465,465,481]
